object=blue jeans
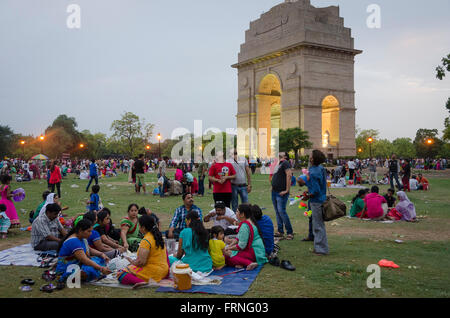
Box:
[86,175,98,191]
[389,172,403,190]
[198,176,205,196]
[271,191,293,235]
[231,185,249,212]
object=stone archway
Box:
[256,74,282,158]
[321,95,340,149]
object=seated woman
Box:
[361,186,387,220]
[225,203,268,271]
[138,206,161,231]
[83,212,121,259]
[388,191,417,222]
[118,215,169,288]
[251,204,274,258]
[174,211,212,273]
[56,219,111,283]
[120,204,142,252]
[94,208,121,242]
[417,173,429,191]
[349,189,367,218]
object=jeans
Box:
[271,191,293,235]
[50,182,61,198]
[389,172,403,190]
[86,175,98,191]
[231,185,249,212]
[310,202,329,254]
[198,176,205,196]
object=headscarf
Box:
[39,193,56,217]
[395,191,416,221]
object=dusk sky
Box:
[1,0,449,142]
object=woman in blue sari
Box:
[56,219,111,283]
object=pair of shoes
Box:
[40,283,56,293]
[269,256,280,267]
[21,279,35,286]
[280,260,296,271]
[286,234,294,241]
[274,232,285,238]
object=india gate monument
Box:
[233,0,362,159]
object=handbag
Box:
[322,169,347,222]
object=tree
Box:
[110,112,154,157]
[392,138,416,159]
[413,129,443,158]
[0,125,16,158]
[44,115,82,158]
[279,128,312,165]
[436,54,450,80]
[355,129,380,158]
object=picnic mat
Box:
[0,244,56,267]
[156,265,263,296]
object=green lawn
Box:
[0,169,449,298]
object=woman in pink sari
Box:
[0,175,20,228]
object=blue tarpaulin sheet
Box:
[156,265,263,296]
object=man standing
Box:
[197,158,208,197]
[388,154,403,190]
[348,159,356,180]
[166,193,203,240]
[134,154,146,194]
[158,156,169,198]
[228,150,252,212]
[270,152,294,240]
[208,152,236,208]
[86,159,99,192]
[368,159,378,184]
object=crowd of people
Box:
[0,149,440,290]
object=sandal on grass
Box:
[286,234,294,240]
[274,232,285,238]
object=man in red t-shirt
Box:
[208,152,236,208]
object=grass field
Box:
[0,168,449,298]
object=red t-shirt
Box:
[209,162,236,193]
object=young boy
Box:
[87,185,101,212]
[0,204,11,239]
[383,188,397,210]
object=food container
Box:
[173,264,192,290]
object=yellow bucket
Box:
[173,264,192,290]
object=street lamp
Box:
[367,137,374,159]
[39,135,45,154]
[79,143,85,149]
[157,133,161,159]
[20,140,25,159]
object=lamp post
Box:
[157,133,161,159]
[39,135,45,154]
[367,137,374,159]
[20,140,25,159]
[425,138,434,158]
[146,145,150,159]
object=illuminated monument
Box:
[232,0,362,159]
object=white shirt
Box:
[409,179,419,191]
[207,208,238,230]
[348,161,356,169]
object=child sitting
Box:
[0,204,11,239]
[208,226,226,270]
[383,189,397,209]
[87,185,101,213]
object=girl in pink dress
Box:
[0,175,20,228]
